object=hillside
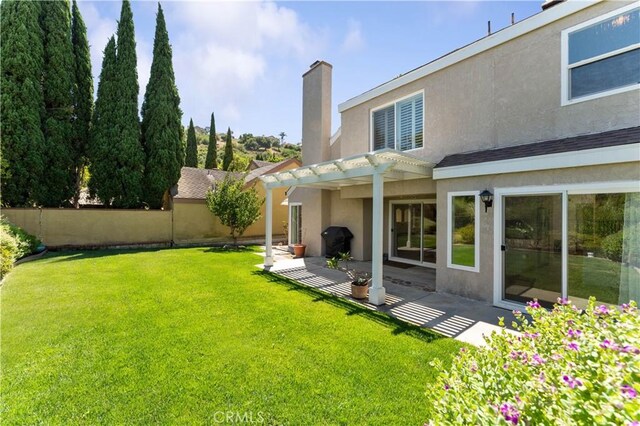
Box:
[193,128,301,170]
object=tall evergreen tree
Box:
[222,127,234,171]
[185,119,198,167]
[0,0,45,206]
[112,0,144,207]
[141,4,183,209]
[71,0,93,207]
[39,0,75,207]
[88,37,119,205]
[205,112,217,169]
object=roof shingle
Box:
[435,126,640,169]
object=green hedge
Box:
[0,218,41,279]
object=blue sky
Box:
[80,1,543,143]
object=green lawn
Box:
[451,244,475,267]
[1,248,462,425]
[505,248,634,305]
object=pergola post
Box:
[369,172,386,305]
[264,185,273,268]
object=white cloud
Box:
[341,19,365,53]
[81,1,116,91]
[165,0,326,126]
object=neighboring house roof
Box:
[173,158,301,200]
[245,158,302,184]
[173,167,230,199]
[435,126,640,169]
[338,0,595,112]
[249,159,272,170]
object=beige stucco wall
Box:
[2,208,172,247]
[435,162,640,302]
[338,0,639,162]
[173,183,289,244]
[2,178,290,247]
[291,180,436,260]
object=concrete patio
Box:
[257,247,518,346]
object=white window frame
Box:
[561,3,640,106]
[370,90,425,152]
[288,202,302,245]
[447,191,480,273]
[493,180,640,311]
[387,199,437,268]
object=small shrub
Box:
[602,230,623,262]
[426,298,640,425]
[457,223,475,244]
[0,218,41,279]
[0,228,19,279]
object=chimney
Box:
[301,60,332,166]
[542,0,565,10]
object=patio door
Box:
[501,194,563,308]
[389,200,436,267]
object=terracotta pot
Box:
[351,282,369,299]
[292,244,306,258]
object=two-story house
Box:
[261,0,640,310]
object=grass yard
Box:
[1,248,463,425]
[505,248,634,304]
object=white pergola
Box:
[260,148,434,305]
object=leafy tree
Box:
[39,0,75,207]
[141,3,183,209]
[0,0,45,206]
[185,119,198,167]
[227,155,250,172]
[222,127,234,171]
[71,0,93,207]
[278,131,286,145]
[88,37,119,205]
[112,0,144,207]
[205,112,217,169]
[205,175,263,245]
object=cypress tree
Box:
[88,37,119,205]
[112,0,144,207]
[205,112,217,169]
[141,4,183,209]
[71,0,93,207]
[0,0,45,206]
[222,127,234,171]
[185,119,198,167]
[39,0,75,207]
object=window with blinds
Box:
[371,93,423,151]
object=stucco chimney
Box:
[541,0,565,10]
[301,60,332,166]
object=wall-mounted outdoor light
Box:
[480,189,494,212]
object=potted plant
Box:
[292,243,306,258]
[326,251,370,299]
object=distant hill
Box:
[192,127,301,170]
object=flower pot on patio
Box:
[293,244,306,258]
[351,280,369,299]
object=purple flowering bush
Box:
[426,298,639,425]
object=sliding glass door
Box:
[390,200,436,266]
[497,185,639,309]
[503,194,562,307]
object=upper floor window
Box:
[371,93,423,151]
[562,4,640,105]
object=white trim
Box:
[493,180,640,309]
[433,143,640,180]
[288,202,302,246]
[561,3,640,106]
[369,90,425,152]
[388,199,437,269]
[447,191,480,273]
[329,127,341,146]
[339,0,598,113]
